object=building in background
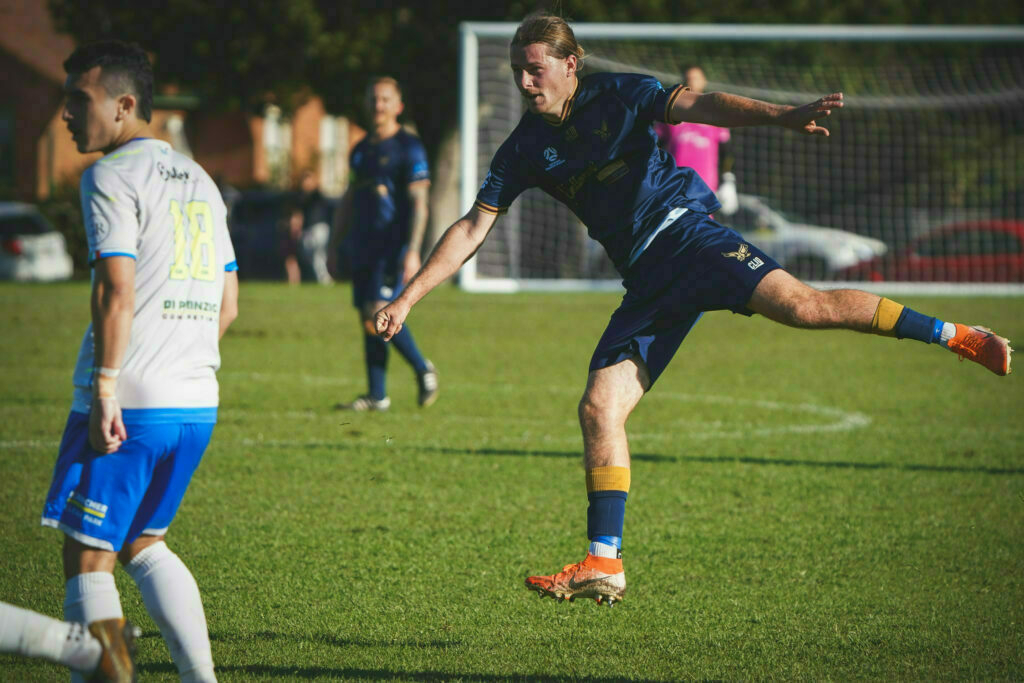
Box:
[0,0,363,202]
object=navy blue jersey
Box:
[474,72,721,274]
[349,129,430,259]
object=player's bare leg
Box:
[525,359,647,606]
[748,269,1011,375]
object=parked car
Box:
[723,194,888,279]
[0,202,74,282]
[837,219,1024,282]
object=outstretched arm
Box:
[375,206,497,341]
[671,90,843,136]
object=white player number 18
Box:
[169,199,216,281]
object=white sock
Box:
[940,322,957,346]
[124,541,216,682]
[64,572,123,683]
[588,540,620,558]
[0,601,101,673]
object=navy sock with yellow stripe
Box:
[871,298,945,344]
[586,466,630,555]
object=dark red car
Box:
[838,220,1024,282]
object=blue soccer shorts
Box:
[41,411,215,551]
[590,213,781,386]
[352,245,409,309]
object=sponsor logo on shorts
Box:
[722,243,751,262]
[66,493,108,527]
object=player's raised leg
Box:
[0,601,138,682]
[748,269,1012,375]
[525,359,645,606]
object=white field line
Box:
[0,385,871,451]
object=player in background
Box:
[653,65,738,215]
[0,600,139,682]
[35,41,238,681]
[374,13,1012,607]
[331,76,438,411]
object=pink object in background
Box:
[653,121,730,191]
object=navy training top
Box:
[474,72,721,275]
[349,128,430,259]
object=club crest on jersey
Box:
[90,216,109,242]
[543,146,565,170]
[593,120,611,141]
[722,243,751,261]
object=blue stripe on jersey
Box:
[225,261,238,272]
[120,407,218,424]
[91,251,137,263]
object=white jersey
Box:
[70,138,236,420]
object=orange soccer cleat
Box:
[87,618,140,683]
[525,553,626,607]
[945,324,1012,376]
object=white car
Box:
[724,194,887,278]
[0,202,75,282]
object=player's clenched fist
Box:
[375,302,407,341]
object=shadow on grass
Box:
[413,446,1024,476]
[259,440,1024,476]
[204,630,458,649]
[139,633,671,681]
[139,661,670,681]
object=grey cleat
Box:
[417,361,439,407]
[335,395,391,412]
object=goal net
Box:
[458,23,1024,294]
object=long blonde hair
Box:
[511,12,585,66]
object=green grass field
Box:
[2,281,1022,681]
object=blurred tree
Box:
[49,0,1022,172]
[48,0,326,112]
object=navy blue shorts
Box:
[41,411,214,551]
[589,213,780,386]
[352,246,408,309]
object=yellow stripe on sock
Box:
[586,466,631,493]
[871,297,904,337]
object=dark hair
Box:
[63,41,154,123]
[511,12,585,65]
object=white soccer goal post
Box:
[458,22,1024,295]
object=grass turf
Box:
[1,281,1022,681]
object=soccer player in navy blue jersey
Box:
[333,77,439,411]
[375,13,1012,606]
